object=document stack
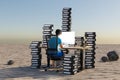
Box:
[42,24,54,47]
[84,32,96,69]
[30,41,42,69]
[74,50,83,72]
[75,36,84,46]
[62,8,72,32]
[63,54,78,75]
[74,36,84,71]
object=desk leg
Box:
[77,49,83,72]
[80,50,83,70]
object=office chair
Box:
[45,35,64,70]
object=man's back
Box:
[48,37,62,52]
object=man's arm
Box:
[58,38,63,48]
[60,44,63,48]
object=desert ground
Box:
[0,43,120,80]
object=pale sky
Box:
[0,0,120,44]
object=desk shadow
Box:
[0,66,66,80]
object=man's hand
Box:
[60,44,63,48]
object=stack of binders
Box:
[42,24,54,47]
[62,8,72,32]
[74,50,84,72]
[63,54,78,75]
[84,32,96,69]
[75,37,84,46]
[75,36,84,71]
[30,41,42,69]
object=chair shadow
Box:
[0,66,66,80]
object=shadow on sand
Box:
[0,66,66,80]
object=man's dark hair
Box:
[55,29,62,36]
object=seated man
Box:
[48,29,64,67]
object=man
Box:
[48,29,64,67]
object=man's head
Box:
[55,29,62,36]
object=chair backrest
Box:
[46,35,58,50]
[46,35,62,60]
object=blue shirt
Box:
[48,37,62,52]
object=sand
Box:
[0,44,120,80]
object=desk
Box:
[40,46,90,49]
[62,46,90,50]
[62,46,87,70]
[63,46,91,70]
[40,46,90,69]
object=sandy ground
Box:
[0,44,120,80]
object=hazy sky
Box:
[0,0,120,44]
